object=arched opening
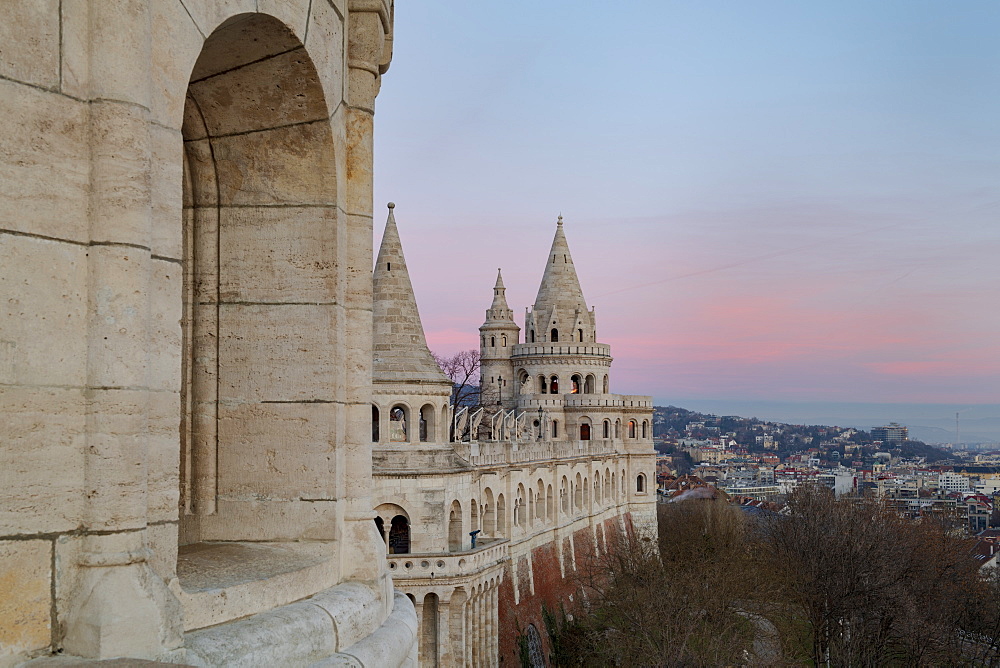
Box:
[546,484,554,522]
[179,14,341,548]
[550,328,559,342]
[628,420,637,439]
[550,376,559,394]
[390,405,409,442]
[471,498,480,534]
[612,472,617,500]
[552,420,559,438]
[615,419,621,439]
[603,375,609,393]
[527,490,534,527]
[389,515,410,554]
[490,336,495,347]
[642,420,649,439]
[605,469,611,500]
[449,588,468,663]
[374,517,386,546]
[636,474,646,493]
[530,329,535,343]
[372,405,380,443]
[580,423,591,441]
[578,328,583,342]
[622,469,627,496]
[539,375,548,394]
[603,420,610,439]
[484,488,496,536]
[571,374,582,394]
[448,500,463,551]
[519,370,531,395]
[502,334,507,346]
[536,479,546,521]
[496,493,507,537]
[584,476,589,508]
[575,473,583,511]
[419,403,434,442]
[584,374,595,394]
[560,477,569,515]
[421,593,439,667]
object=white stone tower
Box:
[479,269,520,408]
[372,203,454,445]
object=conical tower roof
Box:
[490,269,510,311]
[532,215,588,313]
[372,203,452,385]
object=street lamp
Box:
[537,406,544,441]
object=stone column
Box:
[340,0,393,585]
[437,593,452,668]
[62,0,179,659]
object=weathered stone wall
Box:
[1,1,413,666]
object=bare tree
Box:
[431,349,480,408]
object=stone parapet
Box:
[387,540,508,582]
[455,438,619,467]
[511,343,611,359]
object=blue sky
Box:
[373,1,1000,427]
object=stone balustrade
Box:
[511,343,611,358]
[454,439,619,467]
[386,540,508,580]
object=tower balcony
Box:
[511,343,611,359]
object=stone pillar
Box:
[341,0,393,585]
[62,0,179,659]
[437,593,452,668]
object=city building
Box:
[872,422,909,444]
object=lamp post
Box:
[537,406,544,441]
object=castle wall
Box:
[1,2,414,666]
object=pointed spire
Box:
[372,203,452,384]
[532,214,587,315]
[490,268,511,312]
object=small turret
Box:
[479,269,519,408]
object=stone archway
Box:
[179,13,340,544]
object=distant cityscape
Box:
[656,406,1000,550]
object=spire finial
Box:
[557,213,563,226]
[387,201,395,209]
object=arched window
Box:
[636,474,646,493]
[530,329,535,343]
[496,494,506,537]
[389,515,410,554]
[580,423,591,441]
[584,374,595,394]
[578,328,583,341]
[372,405,380,443]
[390,405,408,442]
[642,420,649,439]
[603,420,610,439]
[571,374,581,394]
[420,404,434,442]
[448,500,463,551]
[490,336,495,347]
[550,328,559,342]
[550,376,559,394]
[552,420,558,438]
[539,375,547,394]
[603,375,609,393]
[614,419,621,438]
[374,517,386,545]
[628,420,637,439]
[502,335,507,346]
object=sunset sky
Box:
[372,1,1000,427]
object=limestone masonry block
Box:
[0,81,89,243]
[0,387,86,535]
[149,1,204,129]
[188,48,328,137]
[218,206,339,304]
[0,540,52,666]
[58,0,90,100]
[149,124,185,260]
[218,303,339,402]
[0,234,88,387]
[182,0,258,41]
[306,0,347,108]
[0,0,60,89]
[211,122,337,207]
[217,401,338,500]
[148,258,183,392]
